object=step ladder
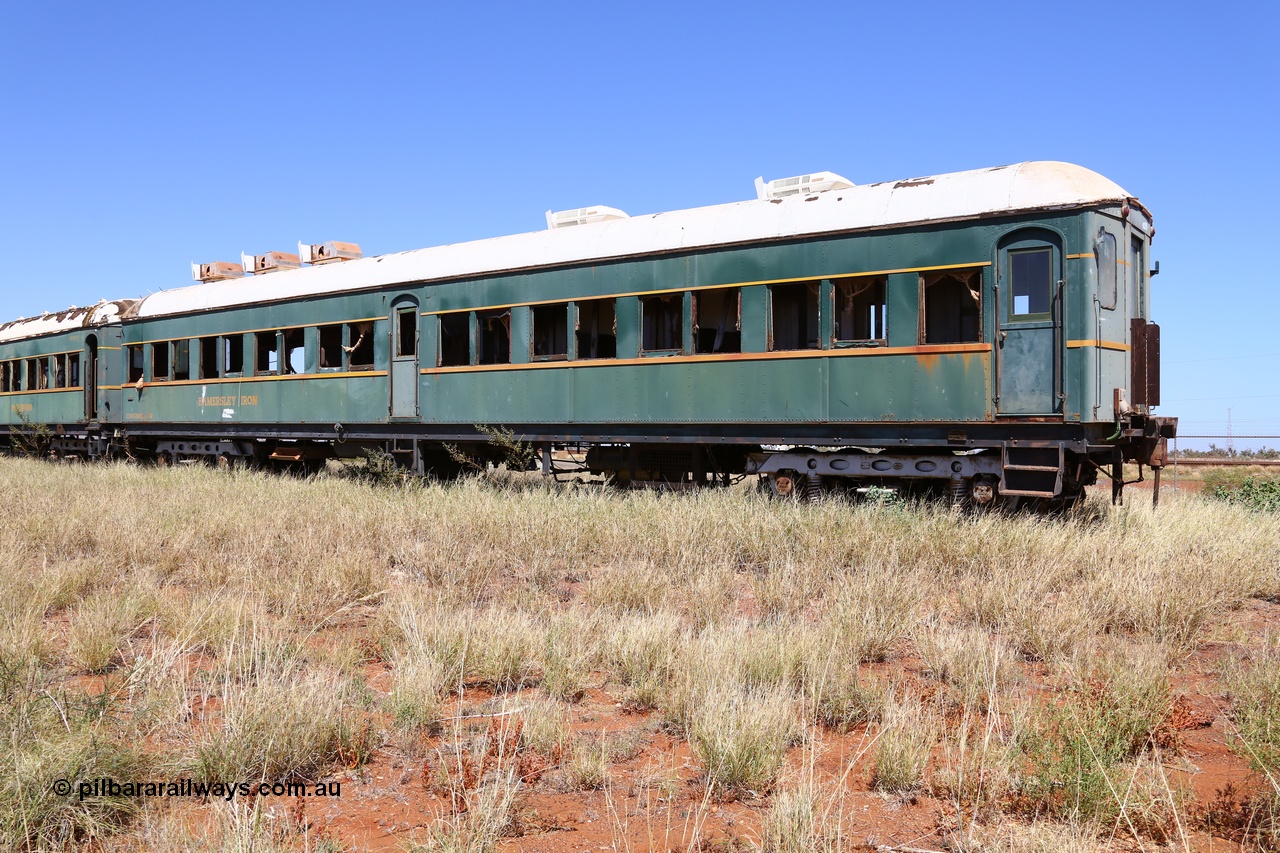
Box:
[1000,444,1063,498]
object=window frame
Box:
[531,303,570,361]
[1007,247,1055,321]
[1094,228,1118,311]
[832,276,887,346]
[919,268,984,345]
[640,293,684,355]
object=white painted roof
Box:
[6,161,1141,333]
[0,300,137,345]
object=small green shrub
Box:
[1209,476,1280,512]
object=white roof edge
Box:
[0,300,138,345]
[5,161,1143,330]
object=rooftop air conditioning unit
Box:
[191,261,244,282]
[545,206,629,230]
[241,251,302,275]
[754,171,854,201]
[299,240,362,265]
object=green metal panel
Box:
[740,287,767,352]
[510,307,531,365]
[885,274,918,348]
[616,297,639,359]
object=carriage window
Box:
[37,357,49,389]
[693,287,741,354]
[2,361,11,392]
[347,322,375,370]
[284,328,304,374]
[1130,236,1145,314]
[770,281,820,351]
[172,340,190,381]
[255,331,279,375]
[67,354,80,387]
[1095,229,1117,310]
[127,346,145,383]
[438,313,470,367]
[223,335,244,376]
[575,298,617,360]
[53,354,67,388]
[1010,248,1052,317]
[476,309,511,365]
[151,343,170,381]
[641,293,683,353]
[395,309,417,359]
[921,269,982,344]
[318,325,343,371]
[834,277,886,343]
[532,304,569,360]
[199,336,219,378]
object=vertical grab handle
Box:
[992,283,1001,410]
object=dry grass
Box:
[3,457,1280,849]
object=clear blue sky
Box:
[2,3,1276,442]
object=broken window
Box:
[770,281,820,351]
[641,293,682,353]
[255,331,279,375]
[318,324,344,370]
[476,310,511,365]
[575,298,617,359]
[395,308,417,359]
[53,354,67,388]
[37,357,49,390]
[171,338,190,379]
[67,354,80,387]
[1010,248,1052,318]
[2,361,12,392]
[532,304,569,360]
[199,336,219,378]
[693,287,741,354]
[1095,229,1117,310]
[173,340,190,381]
[152,341,170,381]
[223,335,244,375]
[921,269,982,344]
[284,328,304,374]
[834,277,886,343]
[347,323,375,370]
[127,346,145,383]
[438,313,470,367]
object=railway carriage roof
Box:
[1,162,1140,339]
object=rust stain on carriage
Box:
[894,178,935,189]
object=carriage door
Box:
[390,299,420,418]
[84,335,99,421]
[997,232,1062,415]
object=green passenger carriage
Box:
[0,161,1175,508]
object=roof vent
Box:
[754,171,854,201]
[545,206,629,230]
[241,251,301,275]
[191,261,245,282]
[299,240,362,265]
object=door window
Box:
[1009,248,1053,318]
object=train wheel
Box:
[216,453,235,471]
[156,451,173,467]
